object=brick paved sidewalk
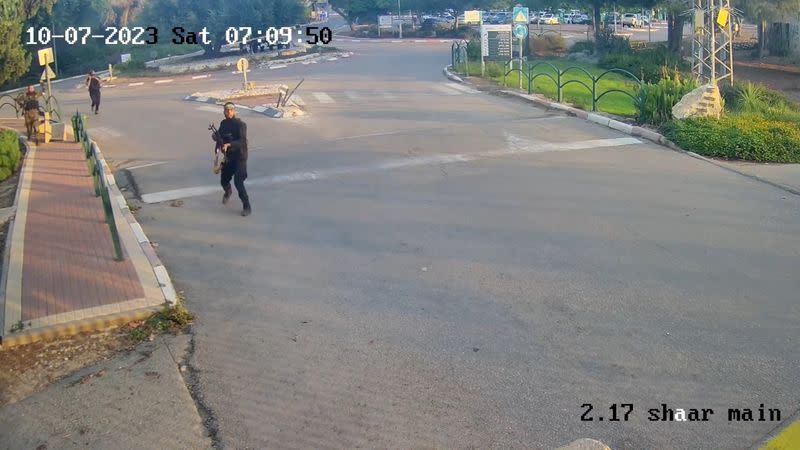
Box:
[0,118,167,345]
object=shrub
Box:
[570,41,596,55]
[595,27,631,54]
[0,129,21,181]
[636,69,698,125]
[531,33,568,55]
[466,38,481,59]
[599,46,688,83]
[664,114,800,163]
[114,59,148,75]
[486,62,504,78]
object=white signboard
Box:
[378,15,393,28]
[481,24,513,61]
[120,53,131,63]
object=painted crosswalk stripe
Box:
[381,91,398,100]
[312,92,335,104]
[446,82,479,94]
[128,82,144,87]
[154,79,174,84]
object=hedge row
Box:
[664,115,800,163]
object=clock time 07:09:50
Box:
[24,26,333,46]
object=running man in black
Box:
[213,102,251,216]
[86,71,101,114]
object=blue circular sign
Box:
[514,23,528,39]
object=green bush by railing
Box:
[71,112,124,261]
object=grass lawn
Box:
[454,58,641,117]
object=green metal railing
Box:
[0,94,22,117]
[451,40,470,77]
[72,112,124,261]
[501,60,644,114]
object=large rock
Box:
[672,83,723,120]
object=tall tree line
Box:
[0,0,306,87]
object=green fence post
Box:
[99,181,124,261]
[557,69,562,103]
[527,64,532,95]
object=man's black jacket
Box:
[218,117,248,162]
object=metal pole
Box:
[519,37,523,89]
[51,17,59,76]
[397,0,402,39]
[727,2,734,83]
[710,0,716,84]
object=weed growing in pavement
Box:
[128,298,194,343]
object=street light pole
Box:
[397,0,403,38]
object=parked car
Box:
[573,14,592,25]
[541,13,559,25]
[622,13,640,28]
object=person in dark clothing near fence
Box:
[213,102,251,216]
[85,71,102,114]
[18,86,43,142]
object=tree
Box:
[659,0,687,56]
[142,0,305,54]
[0,0,56,86]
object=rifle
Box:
[208,123,225,174]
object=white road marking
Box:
[333,129,417,141]
[126,161,169,170]
[154,79,174,84]
[312,92,335,104]
[431,84,460,95]
[195,105,221,113]
[381,91,398,100]
[446,82,479,94]
[344,91,363,100]
[269,64,288,69]
[141,137,643,203]
[192,74,210,79]
[128,82,144,87]
[91,127,122,137]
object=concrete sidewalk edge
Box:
[442,65,800,198]
[0,305,161,347]
[0,133,36,339]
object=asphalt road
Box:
[47,34,800,449]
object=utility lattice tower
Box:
[690,0,735,85]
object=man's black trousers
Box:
[89,89,101,111]
[220,159,249,205]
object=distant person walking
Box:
[85,70,102,114]
[19,86,42,142]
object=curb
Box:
[443,65,800,198]
[88,139,178,306]
[0,306,161,347]
[0,131,32,343]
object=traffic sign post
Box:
[512,7,529,90]
[236,58,249,90]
